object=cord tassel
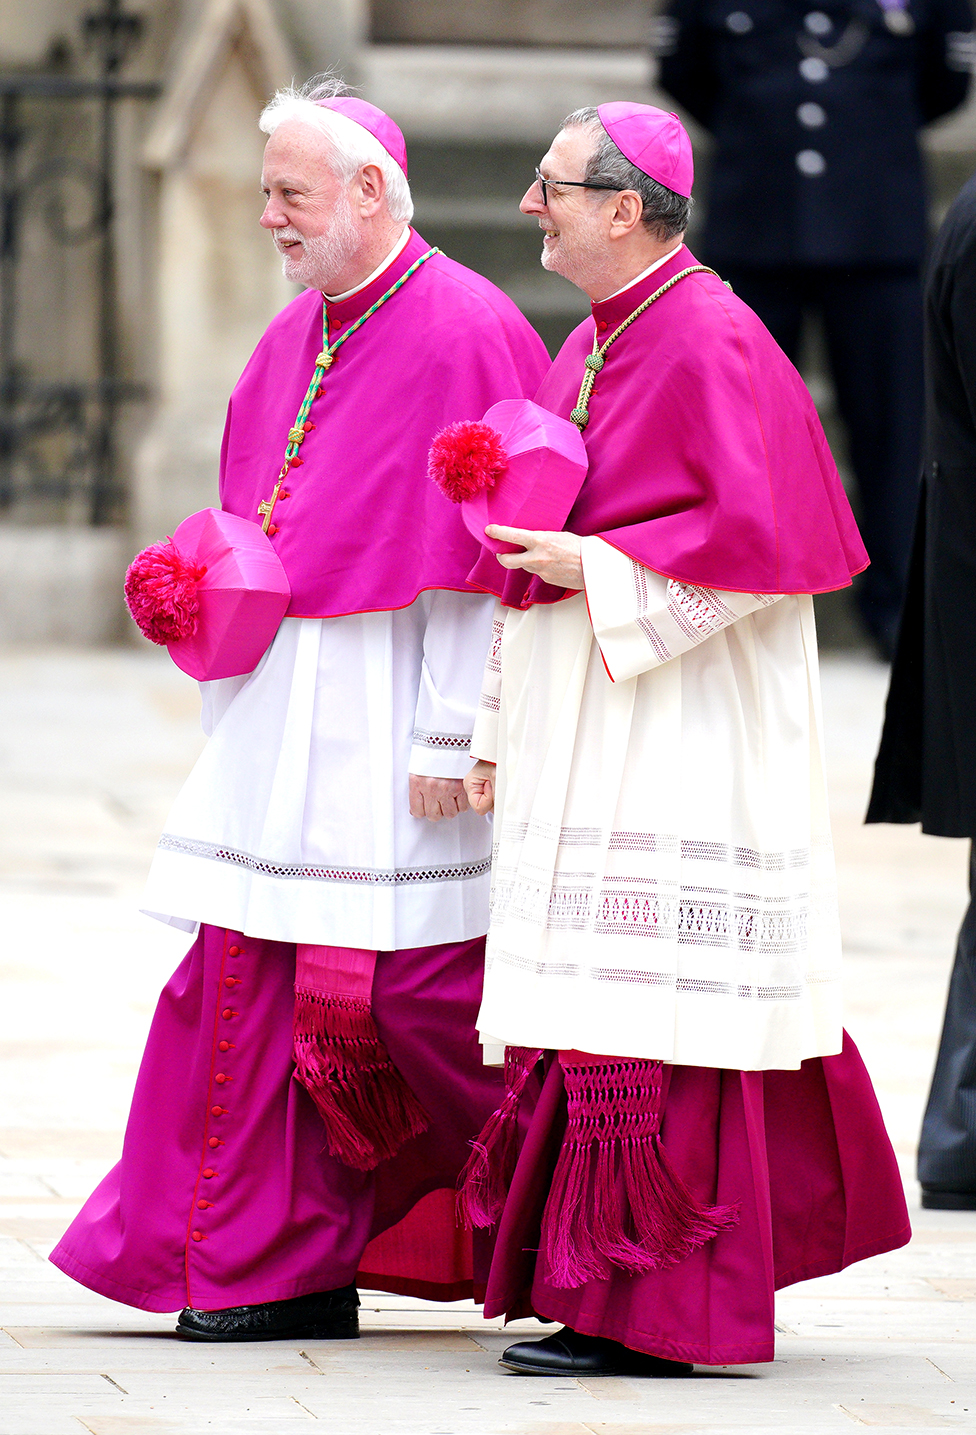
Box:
[457,1046,543,1227]
[541,1059,740,1288]
[293,988,429,1172]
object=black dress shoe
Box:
[176,1283,360,1342]
[921,1188,976,1211]
[500,1326,692,1376]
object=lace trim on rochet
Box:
[488,824,831,954]
[485,616,504,674]
[492,880,810,951]
[631,562,780,664]
[498,819,816,871]
[485,944,838,1000]
[158,834,489,886]
[411,728,472,750]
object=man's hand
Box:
[464,760,497,815]
[487,526,584,589]
[409,774,470,821]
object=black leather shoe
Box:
[500,1326,692,1376]
[176,1283,360,1342]
[921,1188,976,1210]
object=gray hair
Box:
[561,106,692,241]
[259,74,414,225]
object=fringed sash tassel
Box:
[540,1059,740,1289]
[293,988,429,1172]
[456,1045,544,1227]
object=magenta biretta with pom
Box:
[125,509,290,681]
[429,399,588,555]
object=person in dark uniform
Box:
[655,0,973,655]
[867,171,976,1209]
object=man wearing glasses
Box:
[460,103,910,1377]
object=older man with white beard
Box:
[51,78,548,1341]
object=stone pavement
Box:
[1,646,975,1435]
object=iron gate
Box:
[0,0,159,526]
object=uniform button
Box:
[218,1040,232,1052]
[197,1199,213,1209]
[803,10,832,34]
[228,945,241,956]
[726,10,753,32]
[208,1137,222,1149]
[202,1168,216,1178]
[796,149,826,176]
[798,101,826,128]
[191,1230,204,1241]
[799,56,829,81]
[221,1008,236,1020]
[215,1073,229,1084]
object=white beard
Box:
[276,201,360,290]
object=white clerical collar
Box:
[599,242,685,303]
[323,226,411,304]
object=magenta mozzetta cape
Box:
[220,228,549,618]
[469,246,868,609]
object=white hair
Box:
[259,80,414,225]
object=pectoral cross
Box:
[257,473,286,534]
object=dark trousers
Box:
[717,264,924,653]
[918,846,976,1192]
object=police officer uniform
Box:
[868,170,976,1207]
[656,0,973,653]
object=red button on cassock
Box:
[224,976,238,988]
[197,1199,212,1209]
[211,1105,225,1117]
[221,1009,235,1020]
[228,945,241,956]
[208,1137,221,1149]
[215,1073,228,1084]
[191,1230,204,1241]
[597,320,608,331]
[202,1168,216,1178]
[218,1040,232,1052]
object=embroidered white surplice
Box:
[473,537,843,1072]
[142,590,495,950]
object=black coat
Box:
[656,0,973,265]
[868,171,976,836]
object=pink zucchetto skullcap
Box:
[596,102,693,198]
[315,97,408,177]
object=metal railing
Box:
[0,0,159,525]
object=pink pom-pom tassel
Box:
[124,540,207,645]
[428,421,508,502]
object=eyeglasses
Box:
[533,167,622,207]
